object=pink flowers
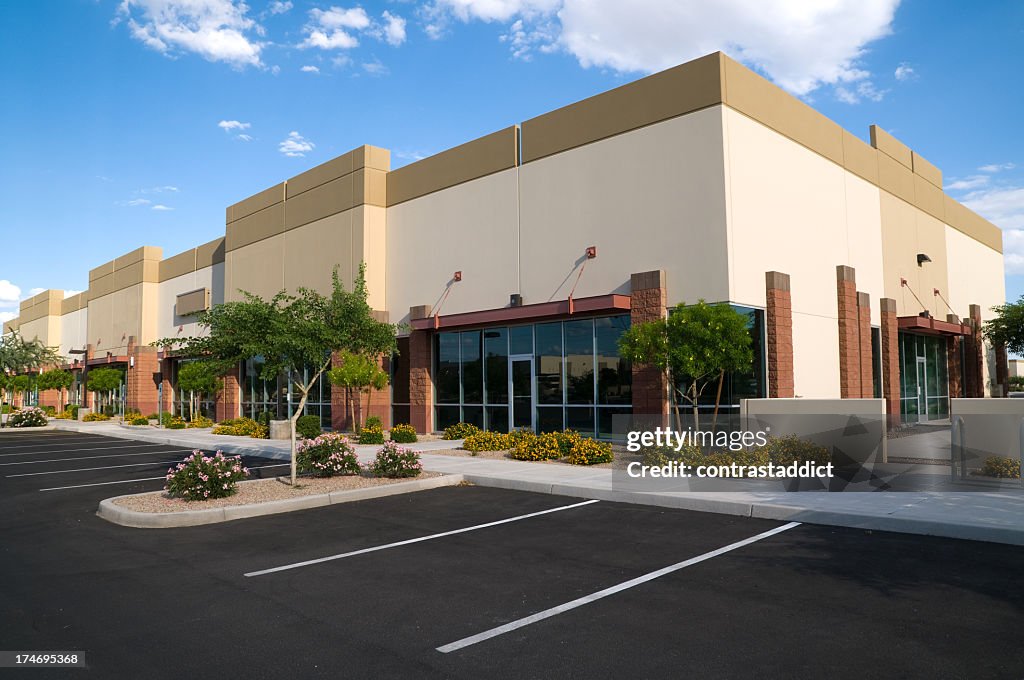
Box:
[164,449,249,501]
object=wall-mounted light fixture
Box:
[917,253,932,267]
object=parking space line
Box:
[0,449,194,467]
[37,463,290,491]
[0,437,124,449]
[8,459,187,477]
[435,521,803,654]
[244,499,601,578]
[0,443,173,458]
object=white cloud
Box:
[151,204,174,211]
[301,7,408,51]
[422,0,899,97]
[27,288,45,297]
[332,54,353,68]
[835,79,887,104]
[979,162,1016,174]
[115,0,264,68]
[894,62,914,81]
[140,185,179,193]
[957,186,1024,274]
[279,131,314,157]
[63,290,83,299]
[946,175,990,192]
[362,59,389,76]
[268,1,292,14]
[0,280,21,305]
[380,11,407,46]
[218,119,250,131]
[0,311,15,324]
[301,65,321,73]
[117,198,153,207]
[236,133,253,141]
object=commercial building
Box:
[3,52,1007,434]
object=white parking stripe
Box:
[9,460,185,477]
[0,443,176,458]
[0,437,123,449]
[38,463,290,491]
[436,521,802,653]
[244,499,601,578]
[0,449,193,466]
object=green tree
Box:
[156,264,398,486]
[983,297,1024,355]
[11,375,32,407]
[87,367,123,413]
[328,351,389,432]
[176,361,222,421]
[619,300,754,430]
[37,369,74,412]
[0,330,62,376]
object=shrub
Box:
[164,450,249,501]
[640,441,704,467]
[389,423,418,443]
[8,407,48,428]
[463,430,512,452]
[212,417,268,439]
[761,435,831,466]
[129,415,150,426]
[54,409,73,420]
[103,405,115,417]
[296,433,359,477]
[145,413,159,420]
[978,455,1021,479]
[358,423,385,444]
[443,422,482,440]
[83,412,111,422]
[40,405,56,416]
[367,441,422,478]
[68,404,80,420]
[160,412,177,426]
[365,415,383,430]
[296,414,322,439]
[166,418,186,430]
[510,432,564,461]
[567,437,614,466]
[188,415,214,429]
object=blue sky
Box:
[1,0,1022,324]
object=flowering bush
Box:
[296,433,360,477]
[567,437,614,466]
[389,423,418,443]
[129,415,150,426]
[8,407,48,428]
[83,412,111,422]
[443,422,481,440]
[166,416,186,430]
[165,450,249,501]
[187,415,213,428]
[212,417,268,439]
[367,441,422,478]
[978,455,1021,479]
[463,430,512,452]
[358,423,385,444]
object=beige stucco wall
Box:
[157,263,224,342]
[386,169,520,326]
[722,107,886,397]
[518,106,731,307]
[17,315,59,349]
[87,282,159,355]
[60,308,87,359]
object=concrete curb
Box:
[98,474,464,528]
[0,425,57,434]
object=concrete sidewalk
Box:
[50,420,1024,546]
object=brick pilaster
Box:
[630,270,669,415]
[995,342,1009,398]
[837,266,860,398]
[126,337,160,416]
[765,271,794,398]
[964,304,984,398]
[159,358,174,415]
[946,315,963,399]
[330,352,392,431]
[880,298,900,428]
[83,344,94,409]
[857,292,874,398]
[408,305,433,434]
[215,368,240,422]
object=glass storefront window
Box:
[484,329,509,405]
[535,322,563,405]
[436,333,460,404]
[596,316,631,405]
[461,331,483,404]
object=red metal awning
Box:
[410,294,631,331]
[898,315,971,336]
[86,354,129,366]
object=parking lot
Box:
[2,430,1023,679]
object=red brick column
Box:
[857,292,873,397]
[329,353,392,431]
[215,368,240,422]
[630,270,669,415]
[995,342,1009,398]
[159,358,174,415]
[765,271,794,398]
[83,344,94,409]
[880,298,900,428]
[127,337,160,416]
[330,351,352,431]
[946,315,963,399]
[964,304,984,397]
[408,305,433,434]
[837,266,860,398]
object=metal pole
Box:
[950,416,965,482]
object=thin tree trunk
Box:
[363,387,372,429]
[690,382,700,432]
[711,370,725,432]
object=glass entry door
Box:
[510,355,534,431]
